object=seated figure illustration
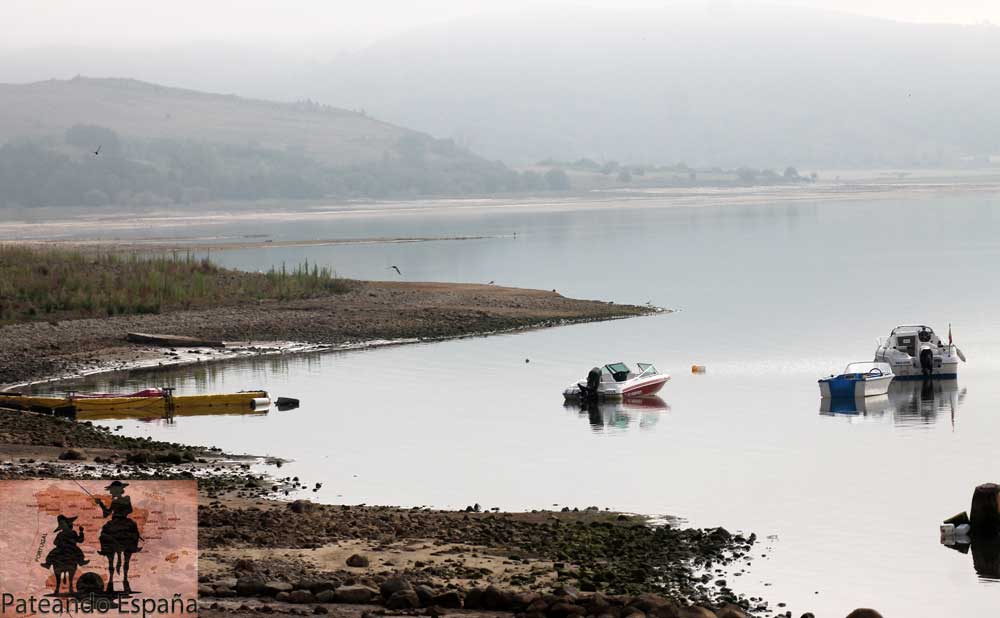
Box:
[40,514,89,595]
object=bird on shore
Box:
[93,145,101,156]
[389,266,402,275]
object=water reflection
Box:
[819,393,891,418]
[891,379,966,427]
[564,397,669,432]
[35,352,300,396]
[943,538,1000,582]
[820,379,966,426]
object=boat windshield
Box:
[844,362,891,376]
[636,363,658,377]
[604,363,631,382]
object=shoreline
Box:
[1,280,659,389]
[3,177,999,242]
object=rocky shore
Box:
[0,280,655,388]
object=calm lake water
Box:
[47,192,1000,616]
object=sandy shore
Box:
[0,280,657,388]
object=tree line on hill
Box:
[0,125,572,208]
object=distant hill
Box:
[0,77,403,166]
[0,77,552,208]
[308,6,1000,167]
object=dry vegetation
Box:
[0,246,353,323]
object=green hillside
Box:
[0,77,552,207]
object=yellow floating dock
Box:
[0,390,268,419]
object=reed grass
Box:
[0,246,354,324]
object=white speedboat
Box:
[819,361,894,398]
[562,362,670,401]
[874,325,965,379]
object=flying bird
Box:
[389,266,402,275]
[93,145,101,156]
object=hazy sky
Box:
[3,0,998,51]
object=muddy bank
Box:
[0,281,656,388]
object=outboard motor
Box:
[919,347,934,377]
[580,366,603,401]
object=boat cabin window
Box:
[604,363,631,382]
[896,335,916,357]
[636,363,658,376]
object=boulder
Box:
[481,585,510,611]
[347,554,370,568]
[547,602,588,618]
[310,581,338,594]
[844,611,883,618]
[289,590,316,604]
[380,576,413,600]
[215,577,238,590]
[314,590,336,603]
[198,585,215,597]
[264,581,294,596]
[510,591,541,611]
[289,500,316,514]
[630,594,671,613]
[583,593,611,615]
[236,576,266,597]
[649,605,681,618]
[463,588,484,610]
[430,590,463,609]
[970,483,1000,537]
[385,590,421,610]
[334,585,378,604]
[526,596,550,614]
[275,592,291,602]
[414,585,436,605]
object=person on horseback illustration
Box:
[92,481,142,593]
[40,514,89,595]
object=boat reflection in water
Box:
[820,379,966,426]
[942,537,1000,582]
[564,396,669,432]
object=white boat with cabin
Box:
[874,325,965,380]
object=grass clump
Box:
[0,246,354,324]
